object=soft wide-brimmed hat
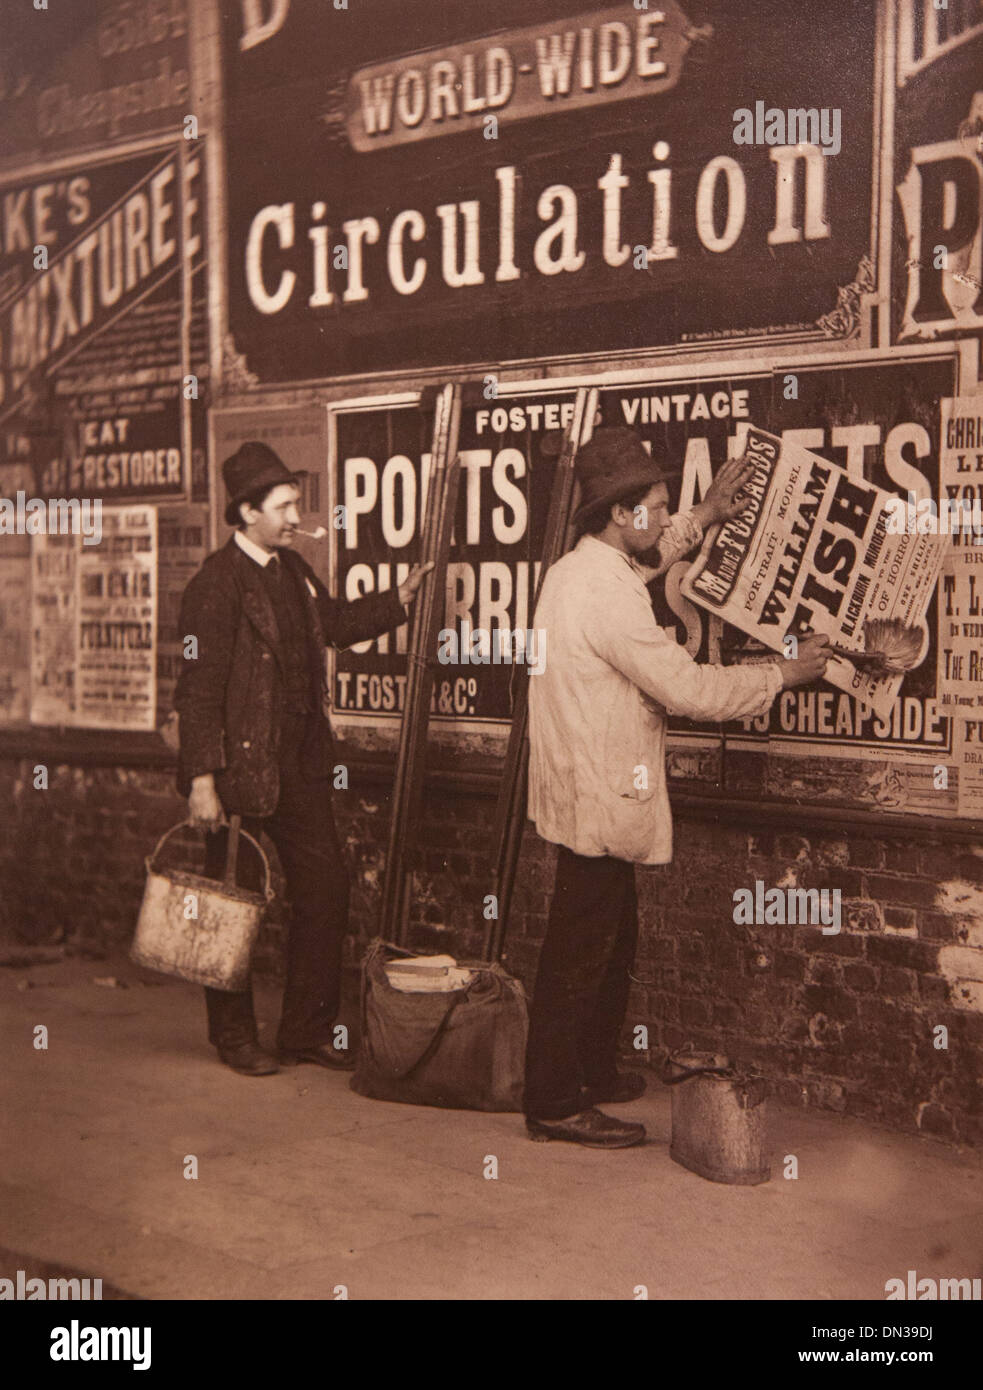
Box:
[573,427,678,525]
[223,441,306,526]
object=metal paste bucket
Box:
[664,1047,771,1186]
[130,816,274,991]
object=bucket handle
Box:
[661,1044,734,1086]
[146,816,275,903]
[661,1061,733,1086]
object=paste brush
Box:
[829,617,926,675]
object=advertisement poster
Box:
[0,556,31,723]
[892,8,983,343]
[0,459,33,723]
[29,505,157,731]
[0,157,158,312]
[333,393,570,723]
[681,424,951,720]
[76,504,157,730]
[1,1,191,166]
[937,396,983,817]
[1,147,205,427]
[223,0,876,381]
[35,387,196,502]
[30,532,77,726]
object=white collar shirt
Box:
[234,530,278,568]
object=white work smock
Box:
[528,515,783,865]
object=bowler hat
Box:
[573,427,678,525]
[223,441,307,526]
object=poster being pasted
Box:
[682,425,950,720]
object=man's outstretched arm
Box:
[310,561,434,650]
[587,584,830,725]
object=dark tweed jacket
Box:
[175,537,406,816]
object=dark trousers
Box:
[203,714,350,1053]
[524,846,639,1120]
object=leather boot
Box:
[526,1107,645,1148]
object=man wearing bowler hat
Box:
[175,441,431,1075]
[524,427,831,1147]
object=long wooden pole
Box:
[485,386,598,962]
[178,136,193,495]
[381,384,462,946]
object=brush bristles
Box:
[861,618,925,673]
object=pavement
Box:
[2,950,981,1302]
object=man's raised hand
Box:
[397,561,435,606]
[696,454,758,527]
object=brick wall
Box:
[2,752,981,1147]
